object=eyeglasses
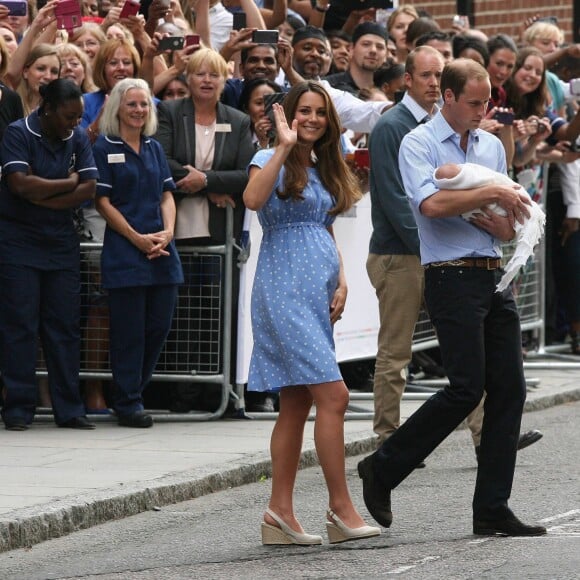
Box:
[76,40,100,49]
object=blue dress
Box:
[247,148,342,392]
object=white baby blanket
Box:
[433,162,545,292]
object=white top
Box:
[174,122,215,239]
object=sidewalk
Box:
[0,366,578,553]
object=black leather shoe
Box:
[118,412,154,428]
[357,455,392,528]
[58,416,96,430]
[517,429,543,450]
[473,513,547,536]
[5,421,29,431]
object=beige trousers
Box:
[366,253,424,444]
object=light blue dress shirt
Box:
[399,111,507,264]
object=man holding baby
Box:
[358,58,547,538]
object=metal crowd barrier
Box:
[30,199,557,422]
[35,206,237,422]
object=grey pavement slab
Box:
[0,366,578,553]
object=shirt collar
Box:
[25,109,74,141]
[401,93,439,123]
[432,110,480,144]
[105,135,151,146]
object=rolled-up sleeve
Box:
[399,131,439,214]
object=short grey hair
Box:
[99,78,158,137]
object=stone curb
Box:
[1,387,578,553]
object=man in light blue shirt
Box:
[358,59,547,538]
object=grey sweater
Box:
[368,102,421,256]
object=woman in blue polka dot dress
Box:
[243,81,381,546]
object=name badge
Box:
[215,123,232,133]
[108,153,126,164]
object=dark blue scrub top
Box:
[0,110,99,270]
[93,134,184,289]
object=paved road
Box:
[1,402,578,580]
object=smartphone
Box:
[494,110,515,125]
[233,12,246,31]
[0,0,27,16]
[119,0,140,19]
[264,92,286,139]
[537,16,558,25]
[252,30,279,44]
[570,78,580,96]
[354,148,370,170]
[185,34,200,47]
[452,14,469,27]
[159,36,185,51]
[55,0,82,31]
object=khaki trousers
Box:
[366,253,424,443]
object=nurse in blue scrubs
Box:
[0,79,98,431]
[93,78,183,428]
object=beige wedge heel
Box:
[261,508,323,545]
[326,509,381,544]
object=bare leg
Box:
[309,380,366,528]
[84,301,110,411]
[265,386,313,533]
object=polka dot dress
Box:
[247,149,342,392]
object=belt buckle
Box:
[486,258,495,270]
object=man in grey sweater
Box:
[367,46,444,445]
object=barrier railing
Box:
[30,203,551,422]
[35,206,237,422]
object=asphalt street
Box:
[0,401,578,580]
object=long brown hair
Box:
[278,81,362,216]
[504,47,549,119]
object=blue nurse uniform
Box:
[0,111,99,426]
[93,134,184,416]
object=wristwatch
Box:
[313,2,330,12]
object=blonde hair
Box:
[522,22,564,46]
[186,47,228,79]
[70,23,107,48]
[18,44,60,115]
[387,5,419,33]
[57,43,98,93]
[99,78,157,137]
[186,48,228,98]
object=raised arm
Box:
[243,103,296,210]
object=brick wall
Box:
[410,1,575,44]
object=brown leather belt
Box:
[424,258,502,270]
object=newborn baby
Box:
[433,162,545,292]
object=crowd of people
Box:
[0,0,578,543]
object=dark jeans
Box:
[375,267,526,520]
